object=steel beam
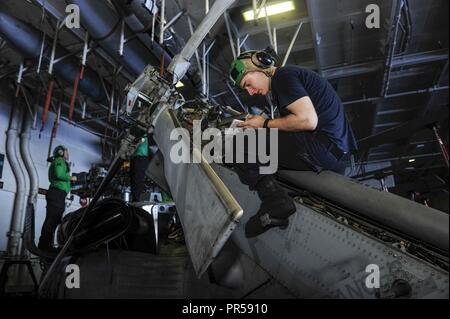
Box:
[357,107,449,150]
[168,0,237,83]
[322,49,448,80]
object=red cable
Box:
[79,65,85,80]
[439,142,449,167]
[69,68,82,121]
[42,79,54,126]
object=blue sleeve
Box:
[272,70,309,109]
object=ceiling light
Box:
[409,159,416,163]
[243,1,296,21]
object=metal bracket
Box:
[16,62,28,85]
[81,32,90,67]
[81,99,87,120]
[163,10,186,33]
[282,22,304,66]
[159,0,166,45]
[48,19,65,75]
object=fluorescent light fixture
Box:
[409,159,416,163]
[243,1,295,21]
[176,81,184,88]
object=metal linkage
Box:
[282,21,304,66]
[187,16,203,86]
[252,0,267,22]
[159,0,166,45]
[168,0,237,83]
[81,32,90,79]
[163,10,186,33]
[381,0,405,97]
[202,39,216,97]
[48,19,67,76]
[263,3,273,48]
[272,27,277,54]
[239,34,249,55]
[15,62,28,97]
[223,11,237,59]
[81,99,87,120]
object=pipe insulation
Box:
[2,88,27,256]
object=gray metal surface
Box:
[153,109,242,277]
[277,170,449,253]
[146,151,171,193]
[212,164,449,299]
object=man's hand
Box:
[259,97,318,132]
[238,115,265,129]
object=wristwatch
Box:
[263,118,271,128]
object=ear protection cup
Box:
[230,50,277,87]
[237,50,275,69]
[252,51,275,69]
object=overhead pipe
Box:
[20,91,40,214]
[112,0,201,91]
[66,0,170,77]
[19,91,40,260]
[0,13,124,133]
[2,88,27,257]
[0,12,106,102]
[112,0,179,51]
[342,86,449,106]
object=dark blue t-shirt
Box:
[271,65,358,153]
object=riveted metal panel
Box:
[213,164,449,299]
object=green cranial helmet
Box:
[229,58,248,88]
[53,145,67,158]
[229,50,275,88]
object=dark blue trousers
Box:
[232,130,347,188]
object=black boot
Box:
[245,175,296,238]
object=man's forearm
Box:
[267,114,314,132]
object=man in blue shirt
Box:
[229,49,358,237]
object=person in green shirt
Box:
[130,135,150,202]
[38,145,76,253]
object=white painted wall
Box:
[0,88,103,252]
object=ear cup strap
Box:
[237,51,255,61]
